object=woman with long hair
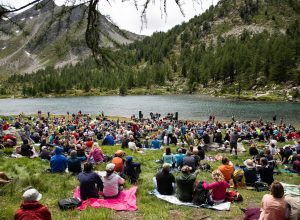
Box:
[203,170,230,204]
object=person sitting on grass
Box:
[75,144,87,161]
[87,143,104,164]
[112,150,125,173]
[162,147,175,167]
[285,154,300,173]
[182,151,196,172]
[155,163,175,195]
[175,148,185,168]
[123,156,141,184]
[20,139,33,157]
[128,135,138,151]
[50,146,67,173]
[203,170,230,204]
[242,159,257,186]
[78,162,103,200]
[257,157,274,186]
[249,143,259,156]
[218,157,234,183]
[67,150,82,174]
[14,188,51,220]
[151,137,161,149]
[192,149,201,168]
[176,165,200,202]
[243,181,288,220]
[102,132,115,146]
[39,146,51,161]
[102,163,125,199]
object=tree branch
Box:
[0,0,42,18]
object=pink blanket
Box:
[73,186,138,211]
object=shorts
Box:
[230,142,237,149]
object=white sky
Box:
[2,0,217,35]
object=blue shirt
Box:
[163,154,175,164]
[151,140,161,149]
[181,126,186,135]
[103,135,115,146]
[78,171,103,200]
[175,153,184,167]
[50,147,67,173]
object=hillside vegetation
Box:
[0,0,299,100]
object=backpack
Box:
[225,190,243,202]
[254,181,270,192]
[233,170,245,187]
[58,197,82,210]
[192,181,209,205]
[199,163,211,171]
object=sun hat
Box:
[106,163,115,171]
[244,159,255,169]
[22,188,42,202]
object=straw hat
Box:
[244,159,255,169]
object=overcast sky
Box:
[2,0,217,35]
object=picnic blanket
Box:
[281,182,300,197]
[149,189,231,211]
[73,186,138,211]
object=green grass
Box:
[0,140,299,220]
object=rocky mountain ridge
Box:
[0,0,142,75]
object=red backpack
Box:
[225,190,243,202]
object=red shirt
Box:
[14,201,51,220]
[3,134,15,142]
[203,180,230,201]
[3,123,9,130]
[86,141,94,149]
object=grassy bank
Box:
[1,86,298,103]
[0,140,299,220]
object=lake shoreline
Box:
[0,87,299,103]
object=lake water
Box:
[0,95,299,126]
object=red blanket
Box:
[73,186,138,211]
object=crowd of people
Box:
[0,111,299,220]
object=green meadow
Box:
[1,139,299,220]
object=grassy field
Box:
[0,140,299,220]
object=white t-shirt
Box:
[128,141,137,150]
[163,135,168,145]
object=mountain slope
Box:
[0,0,142,75]
[1,0,299,100]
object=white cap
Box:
[22,188,42,202]
[106,163,115,171]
